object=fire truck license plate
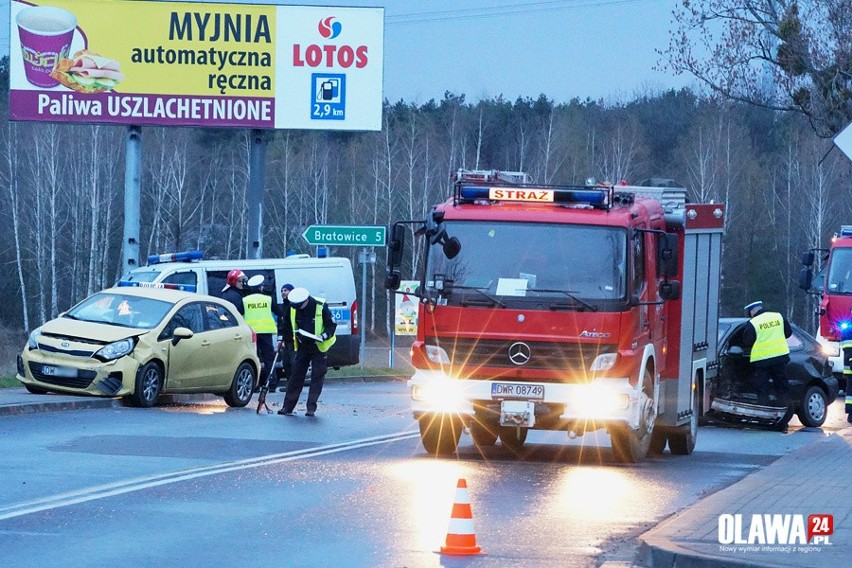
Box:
[491,382,544,400]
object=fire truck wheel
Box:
[649,430,668,455]
[669,385,699,455]
[418,413,462,456]
[498,426,528,453]
[611,369,655,463]
[796,385,828,428]
[470,419,498,447]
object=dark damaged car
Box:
[710,317,838,428]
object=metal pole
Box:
[246,129,267,259]
[122,125,142,277]
[360,253,367,369]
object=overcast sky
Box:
[2,0,693,104]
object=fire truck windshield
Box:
[826,248,852,294]
[427,221,627,304]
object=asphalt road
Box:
[0,382,846,568]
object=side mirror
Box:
[659,233,679,278]
[801,251,815,267]
[659,280,681,300]
[798,267,813,292]
[384,272,401,291]
[726,345,744,357]
[443,236,461,260]
[172,326,193,345]
[387,223,405,270]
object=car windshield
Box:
[122,270,161,283]
[826,248,852,294]
[427,221,627,305]
[65,293,174,329]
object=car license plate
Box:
[330,308,351,324]
[491,382,544,400]
[41,365,77,378]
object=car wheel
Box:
[796,385,828,428]
[498,426,528,454]
[25,384,49,395]
[418,413,462,456]
[224,362,256,407]
[130,361,162,408]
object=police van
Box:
[124,251,359,367]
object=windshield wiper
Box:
[443,284,506,308]
[526,288,598,312]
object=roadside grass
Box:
[1,376,20,389]
[1,325,24,388]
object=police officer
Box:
[222,270,248,315]
[840,325,852,423]
[242,276,277,391]
[742,300,793,419]
[269,283,295,393]
[278,287,337,417]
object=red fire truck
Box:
[800,226,852,387]
[385,170,726,462]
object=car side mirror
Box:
[659,280,681,301]
[659,233,679,278]
[801,251,815,267]
[172,326,193,345]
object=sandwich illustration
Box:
[50,50,124,94]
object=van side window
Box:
[158,303,205,340]
[163,271,197,287]
[207,271,230,299]
[205,303,238,330]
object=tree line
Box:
[1,55,850,338]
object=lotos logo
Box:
[318,17,342,39]
[293,17,368,69]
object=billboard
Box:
[8,0,384,130]
[395,280,419,336]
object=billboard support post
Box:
[247,129,267,260]
[122,125,141,276]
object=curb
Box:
[0,397,123,417]
[0,376,408,416]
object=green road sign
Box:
[302,225,387,247]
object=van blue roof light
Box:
[117,280,197,293]
[147,250,203,265]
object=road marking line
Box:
[0,431,419,521]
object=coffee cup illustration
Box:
[16,5,78,88]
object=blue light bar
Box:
[147,250,203,265]
[841,225,852,237]
[459,185,607,206]
[117,281,197,293]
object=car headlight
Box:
[820,343,840,358]
[94,338,135,361]
[27,326,42,350]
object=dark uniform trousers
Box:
[282,349,327,414]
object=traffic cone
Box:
[439,478,484,555]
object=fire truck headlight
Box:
[821,343,840,357]
[425,345,450,364]
[571,385,630,415]
[589,353,617,372]
[411,380,467,411]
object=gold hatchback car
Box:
[17,284,260,408]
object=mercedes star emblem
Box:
[508,342,531,366]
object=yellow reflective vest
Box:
[242,293,277,334]
[291,299,337,353]
[749,312,790,362]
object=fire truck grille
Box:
[427,337,614,372]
